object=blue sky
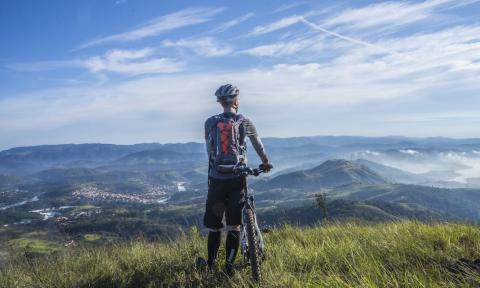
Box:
[1,0,480,150]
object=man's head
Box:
[215,84,240,112]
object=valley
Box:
[1,136,480,263]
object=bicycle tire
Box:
[246,207,261,282]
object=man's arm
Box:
[205,119,211,155]
[242,118,270,165]
[205,118,215,175]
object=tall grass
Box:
[1,220,479,287]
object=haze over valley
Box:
[1,135,480,266]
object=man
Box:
[203,84,272,275]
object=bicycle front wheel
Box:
[245,207,261,282]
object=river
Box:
[0,195,39,211]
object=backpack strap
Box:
[235,113,245,122]
[232,114,246,160]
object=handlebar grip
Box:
[259,163,274,171]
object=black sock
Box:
[207,231,221,268]
[225,230,240,265]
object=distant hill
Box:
[260,199,446,224]
[329,183,480,220]
[0,174,23,186]
[255,159,386,191]
[0,143,204,175]
[354,159,423,184]
[262,135,480,150]
[0,143,205,163]
[251,158,480,222]
[117,149,204,165]
[0,144,154,175]
[2,136,480,186]
[0,143,153,162]
[33,167,100,183]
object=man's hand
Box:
[260,162,273,173]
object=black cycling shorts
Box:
[203,177,245,230]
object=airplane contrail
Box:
[300,17,398,55]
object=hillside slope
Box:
[255,159,386,191]
[329,184,480,220]
[354,159,423,183]
[259,200,446,224]
[1,221,479,287]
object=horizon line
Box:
[2,134,480,152]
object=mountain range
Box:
[1,136,480,231]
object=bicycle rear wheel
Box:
[245,207,261,282]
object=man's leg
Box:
[224,177,245,274]
[207,228,222,269]
[225,225,240,267]
[203,177,226,269]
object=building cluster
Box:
[72,183,171,204]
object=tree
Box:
[314,192,328,220]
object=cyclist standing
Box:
[203,84,272,275]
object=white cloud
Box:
[400,149,420,155]
[246,15,395,55]
[438,151,480,183]
[4,24,480,140]
[78,7,224,49]
[246,5,354,37]
[213,12,255,33]
[249,15,304,36]
[241,20,389,58]
[385,113,480,123]
[272,2,306,14]
[241,39,315,57]
[2,49,480,149]
[3,0,480,149]
[8,48,185,76]
[84,48,155,72]
[301,17,395,54]
[84,48,184,75]
[324,1,437,29]
[361,150,382,156]
[443,0,480,9]
[163,37,232,57]
[321,0,479,36]
[243,20,480,90]
[247,0,479,41]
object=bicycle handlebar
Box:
[233,164,271,177]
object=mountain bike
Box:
[233,163,269,282]
[195,163,271,282]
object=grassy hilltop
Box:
[1,221,480,287]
